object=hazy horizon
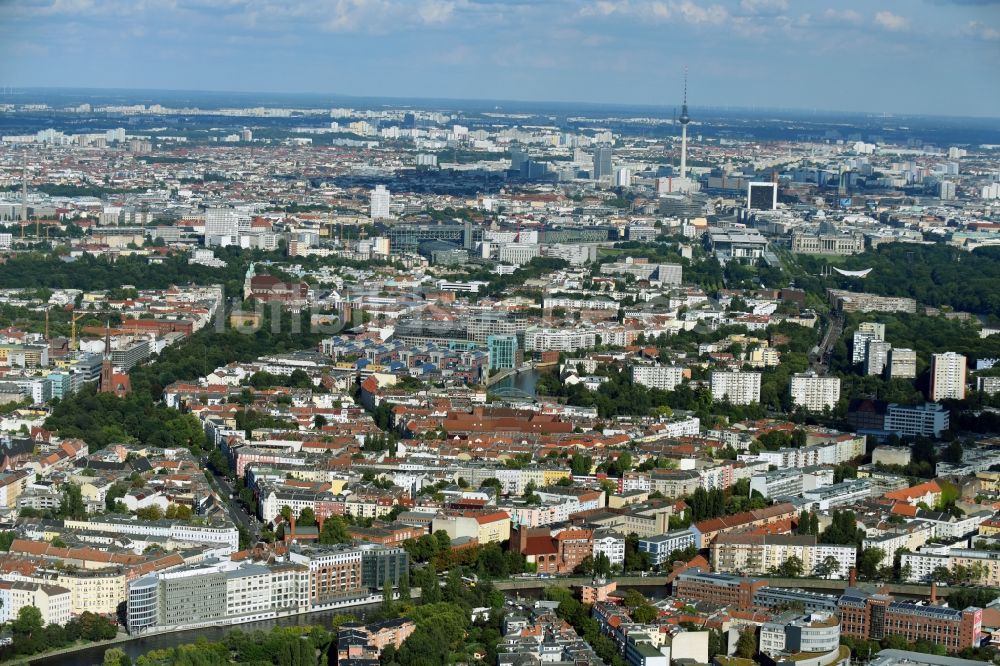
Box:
[5,85,1000,123]
[2,1,999,118]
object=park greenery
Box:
[0,606,117,660]
[799,243,1000,318]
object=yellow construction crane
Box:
[69,309,118,350]
[70,311,89,350]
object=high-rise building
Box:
[865,341,892,376]
[632,365,685,391]
[887,348,917,379]
[747,182,778,211]
[930,352,966,401]
[615,168,631,187]
[370,185,391,220]
[592,144,612,180]
[509,143,528,175]
[487,335,519,371]
[204,207,240,247]
[790,371,841,412]
[710,371,761,405]
[939,180,957,200]
[852,322,885,364]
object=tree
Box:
[736,627,757,659]
[381,575,394,615]
[12,605,43,636]
[420,563,442,603]
[941,440,964,465]
[593,552,613,578]
[623,589,647,610]
[777,555,804,578]
[103,648,131,666]
[814,555,841,579]
[858,547,886,581]
[318,516,350,545]
[398,571,411,602]
[59,483,86,519]
[298,507,317,527]
[632,603,658,624]
[135,505,164,521]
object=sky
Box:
[1,0,999,116]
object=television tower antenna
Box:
[678,67,691,181]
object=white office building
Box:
[204,207,242,247]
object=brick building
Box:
[673,569,765,610]
[511,526,594,575]
[838,588,982,653]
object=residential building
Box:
[866,341,892,376]
[592,529,626,567]
[638,529,697,566]
[790,371,841,412]
[1,581,72,626]
[887,348,917,379]
[930,352,966,401]
[631,365,685,391]
[711,534,856,579]
[710,371,761,405]
[852,323,885,364]
[801,479,872,511]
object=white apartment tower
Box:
[710,371,761,405]
[370,185,391,220]
[930,352,966,401]
[790,372,841,412]
[852,322,885,364]
[632,365,685,391]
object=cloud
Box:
[874,11,910,31]
[319,0,459,33]
[822,8,861,24]
[739,0,788,15]
[965,19,1000,40]
[419,0,455,24]
[579,0,729,25]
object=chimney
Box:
[318,513,325,533]
[849,567,857,587]
[930,582,937,604]
[288,514,296,542]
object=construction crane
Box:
[69,309,114,351]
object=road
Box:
[811,310,843,374]
[202,456,261,543]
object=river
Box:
[494,368,541,397]
[22,603,380,666]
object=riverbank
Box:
[13,596,386,666]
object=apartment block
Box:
[710,371,761,405]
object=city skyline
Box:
[2,0,999,117]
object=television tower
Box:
[679,67,691,181]
[20,151,28,226]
